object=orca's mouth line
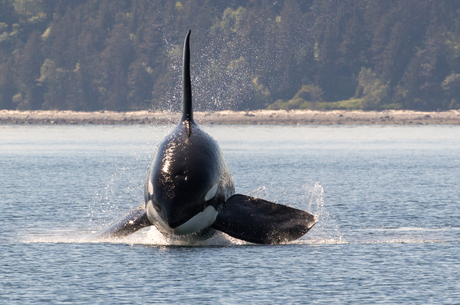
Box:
[146,199,218,236]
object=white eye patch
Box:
[204,184,218,201]
[148,179,153,195]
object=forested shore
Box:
[1,0,460,112]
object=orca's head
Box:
[144,123,233,236]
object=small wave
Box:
[358,227,460,232]
[356,239,459,245]
[293,238,347,245]
[20,230,96,244]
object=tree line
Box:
[1,0,460,112]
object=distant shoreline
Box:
[1,109,460,125]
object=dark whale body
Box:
[97,30,317,244]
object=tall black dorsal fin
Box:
[181,29,193,123]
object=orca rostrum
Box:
[96,30,317,244]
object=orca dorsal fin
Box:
[181,29,194,124]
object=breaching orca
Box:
[96,30,317,244]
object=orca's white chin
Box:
[146,200,218,236]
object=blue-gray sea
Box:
[1,124,459,304]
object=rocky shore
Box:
[1,109,460,125]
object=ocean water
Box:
[0,124,459,304]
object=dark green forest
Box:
[1,0,460,112]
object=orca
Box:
[96,30,317,244]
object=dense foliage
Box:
[1,0,460,111]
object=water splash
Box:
[122,227,248,247]
[159,25,267,112]
[247,185,271,199]
[191,33,256,112]
[299,182,343,244]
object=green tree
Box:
[442,73,460,109]
[15,30,44,109]
[127,60,153,110]
[0,0,18,30]
[0,59,17,109]
[99,23,134,110]
[355,67,389,109]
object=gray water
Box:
[0,124,459,304]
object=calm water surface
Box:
[0,125,459,304]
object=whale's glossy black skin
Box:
[144,120,234,237]
[96,30,317,244]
